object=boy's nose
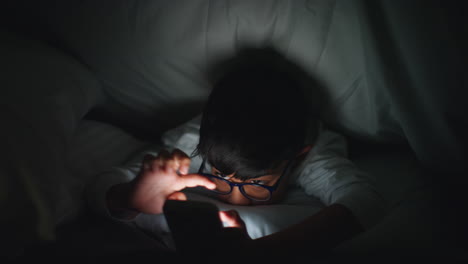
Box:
[225,187,251,205]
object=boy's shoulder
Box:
[307,122,348,157]
[161,114,202,153]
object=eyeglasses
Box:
[197,158,293,202]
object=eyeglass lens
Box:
[202,162,271,201]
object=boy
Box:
[87,49,387,257]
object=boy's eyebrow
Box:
[250,173,273,179]
[213,167,272,180]
[234,173,274,180]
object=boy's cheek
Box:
[216,194,253,206]
[214,188,286,206]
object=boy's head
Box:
[195,49,319,205]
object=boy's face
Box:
[210,160,291,206]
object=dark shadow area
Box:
[2,0,466,261]
[85,46,334,142]
[362,0,468,259]
[0,1,205,142]
[205,46,333,129]
[84,98,207,141]
[13,209,176,262]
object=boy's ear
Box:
[297,144,313,157]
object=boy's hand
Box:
[218,210,252,248]
[107,148,216,215]
[219,210,249,234]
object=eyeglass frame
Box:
[197,158,294,202]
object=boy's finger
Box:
[156,149,171,164]
[142,154,156,170]
[219,210,250,240]
[219,210,244,228]
[219,211,238,228]
[176,174,216,190]
[154,150,174,170]
[172,148,191,174]
[167,191,187,201]
[162,159,177,173]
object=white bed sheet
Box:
[132,142,432,254]
[47,0,405,142]
[1,29,103,242]
[65,120,149,224]
[70,120,430,255]
[134,186,324,251]
[62,116,431,257]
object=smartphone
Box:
[163,200,223,255]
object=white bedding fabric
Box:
[67,120,148,182]
[46,0,465,173]
[3,0,459,257]
[46,0,404,142]
[65,120,149,220]
[1,30,102,244]
[79,116,433,255]
[86,115,388,251]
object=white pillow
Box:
[0,30,102,243]
[48,0,213,130]
[58,120,148,229]
[1,31,102,146]
[287,0,404,141]
[47,0,403,141]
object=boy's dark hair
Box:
[194,48,319,180]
